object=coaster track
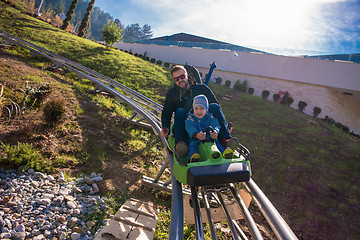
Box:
[0,30,298,240]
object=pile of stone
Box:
[0,168,111,240]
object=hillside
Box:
[1,1,360,240]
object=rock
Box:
[83,176,93,185]
[15,224,25,232]
[71,232,81,240]
[86,221,95,229]
[92,183,99,193]
[92,176,103,182]
[0,169,106,240]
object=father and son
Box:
[160,65,239,163]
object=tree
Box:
[141,24,153,39]
[102,19,123,47]
[123,23,153,42]
[61,0,78,30]
[78,0,96,37]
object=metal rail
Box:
[0,30,298,240]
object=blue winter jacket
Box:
[185,111,221,140]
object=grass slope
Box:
[1,1,360,239]
[0,1,172,102]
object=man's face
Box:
[172,69,189,90]
[193,105,207,119]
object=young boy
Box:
[185,94,234,163]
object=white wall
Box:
[116,42,360,92]
[115,42,360,133]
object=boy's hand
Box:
[210,130,218,139]
[196,131,206,140]
[161,128,169,138]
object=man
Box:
[161,65,238,157]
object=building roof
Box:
[151,33,229,44]
[137,32,267,54]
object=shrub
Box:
[128,51,133,55]
[134,53,138,57]
[248,88,254,95]
[233,80,242,91]
[150,58,156,63]
[0,142,51,172]
[324,116,336,124]
[280,92,289,105]
[273,94,280,102]
[124,50,128,53]
[286,97,294,106]
[225,80,231,88]
[24,82,52,108]
[242,80,248,92]
[164,62,170,68]
[138,54,143,58]
[262,90,270,99]
[298,101,307,112]
[43,98,66,127]
[216,77,222,84]
[156,60,162,65]
[313,106,322,117]
[145,56,150,61]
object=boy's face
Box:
[194,105,207,119]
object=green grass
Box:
[0,1,172,103]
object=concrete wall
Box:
[115,42,360,133]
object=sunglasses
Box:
[173,74,186,82]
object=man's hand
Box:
[196,131,206,140]
[210,130,218,139]
[161,128,169,138]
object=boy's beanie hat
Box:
[193,94,209,112]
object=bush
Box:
[216,77,222,84]
[262,90,270,99]
[313,106,322,117]
[233,80,242,91]
[225,80,231,88]
[280,92,289,105]
[138,54,143,58]
[248,88,254,95]
[298,101,307,112]
[134,53,138,57]
[242,80,248,92]
[0,142,51,172]
[43,98,66,127]
[150,58,156,63]
[273,94,280,102]
[156,60,162,65]
[164,62,170,68]
[24,82,52,108]
[145,56,150,61]
[286,97,294,106]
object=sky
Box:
[94,0,360,56]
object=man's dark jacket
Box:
[161,83,218,130]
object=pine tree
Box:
[61,0,78,30]
[78,0,96,37]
